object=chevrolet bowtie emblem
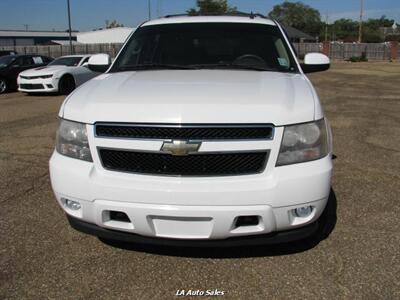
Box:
[161,140,201,156]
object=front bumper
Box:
[17,77,58,93]
[67,214,320,247]
[50,150,332,241]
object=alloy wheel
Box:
[0,79,6,93]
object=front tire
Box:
[58,75,75,95]
[308,188,337,242]
[0,78,7,94]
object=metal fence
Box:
[293,42,392,60]
[292,43,322,58]
[0,43,124,58]
[330,43,391,60]
[0,42,396,60]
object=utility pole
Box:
[67,0,73,54]
[23,24,29,31]
[157,0,162,17]
[148,0,151,20]
[358,0,364,43]
[324,14,329,42]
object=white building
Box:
[77,27,134,44]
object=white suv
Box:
[50,15,333,246]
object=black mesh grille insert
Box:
[19,83,44,90]
[95,124,273,140]
[99,149,269,176]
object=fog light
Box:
[294,206,312,218]
[65,199,81,210]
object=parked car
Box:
[0,54,52,94]
[50,14,333,246]
[0,50,17,57]
[18,55,99,95]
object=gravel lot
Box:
[1,62,399,299]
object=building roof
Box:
[0,30,77,38]
[49,40,81,45]
[283,25,316,41]
[76,27,134,44]
[77,27,134,37]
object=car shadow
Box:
[99,189,337,258]
[22,92,60,97]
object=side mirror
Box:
[301,53,330,73]
[81,62,89,68]
[88,54,111,73]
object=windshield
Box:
[49,56,83,67]
[0,55,16,68]
[111,23,297,73]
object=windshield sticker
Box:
[278,58,289,67]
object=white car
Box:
[50,15,333,246]
[18,55,98,94]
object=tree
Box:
[330,19,359,42]
[268,1,322,37]
[187,0,236,16]
[365,15,395,30]
[105,20,124,29]
[328,16,395,42]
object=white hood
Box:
[61,70,317,126]
[21,65,70,76]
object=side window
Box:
[80,57,90,65]
[41,56,52,64]
[22,57,34,66]
[14,57,24,66]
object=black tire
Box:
[58,75,75,95]
[309,188,337,242]
[0,78,7,94]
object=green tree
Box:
[365,15,395,30]
[328,16,394,42]
[187,0,237,16]
[268,1,322,37]
[330,18,359,41]
[105,20,124,29]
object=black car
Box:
[0,50,18,57]
[0,54,53,93]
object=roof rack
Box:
[164,12,270,20]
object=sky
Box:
[0,0,399,32]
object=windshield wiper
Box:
[190,63,275,71]
[118,63,196,71]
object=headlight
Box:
[56,119,93,162]
[277,119,329,166]
[40,74,53,79]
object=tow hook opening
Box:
[235,215,260,228]
[109,211,131,223]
